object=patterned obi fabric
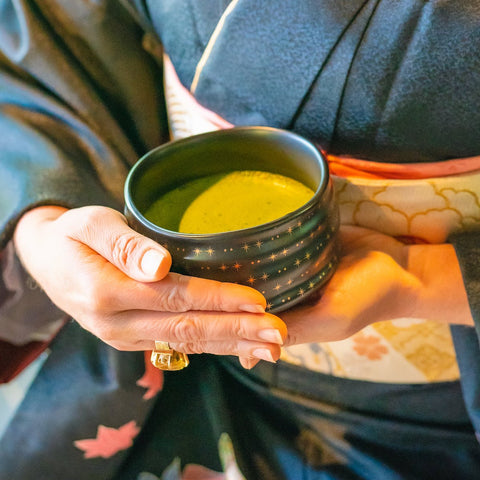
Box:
[164,54,480,384]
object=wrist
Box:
[14,206,68,259]
[406,243,474,326]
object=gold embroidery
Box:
[335,175,480,243]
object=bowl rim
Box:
[124,126,330,240]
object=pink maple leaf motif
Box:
[136,351,164,400]
[74,421,140,459]
[352,332,388,360]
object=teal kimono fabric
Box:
[0,1,480,479]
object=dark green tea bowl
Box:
[124,127,339,313]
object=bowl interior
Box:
[126,128,327,231]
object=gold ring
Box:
[150,341,189,371]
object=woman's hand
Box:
[13,206,286,368]
[281,225,473,347]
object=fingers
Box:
[170,340,282,362]
[66,206,172,282]
[239,357,261,369]
[90,309,286,365]
[89,309,286,363]
[115,338,282,363]
[64,206,267,314]
[29,205,287,366]
[109,273,267,313]
[101,310,286,348]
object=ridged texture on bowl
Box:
[128,178,339,313]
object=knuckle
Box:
[231,315,248,338]
[110,232,142,270]
[367,250,392,264]
[156,276,190,311]
[162,286,188,311]
[71,207,108,239]
[90,319,118,345]
[172,314,201,342]
[80,281,113,314]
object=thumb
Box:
[70,206,172,282]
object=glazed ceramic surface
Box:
[124,127,339,312]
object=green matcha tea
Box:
[144,170,315,234]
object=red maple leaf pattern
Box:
[136,351,164,400]
[74,421,140,459]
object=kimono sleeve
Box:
[0,0,168,248]
[0,0,168,375]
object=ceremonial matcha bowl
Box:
[124,127,339,313]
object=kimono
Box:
[0,1,480,479]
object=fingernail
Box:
[252,348,276,363]
[141,249,164,277]
[239,304,265,314]
[240,357,259,370]
[258,329,284,344]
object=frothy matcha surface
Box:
[144,170,314,234]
